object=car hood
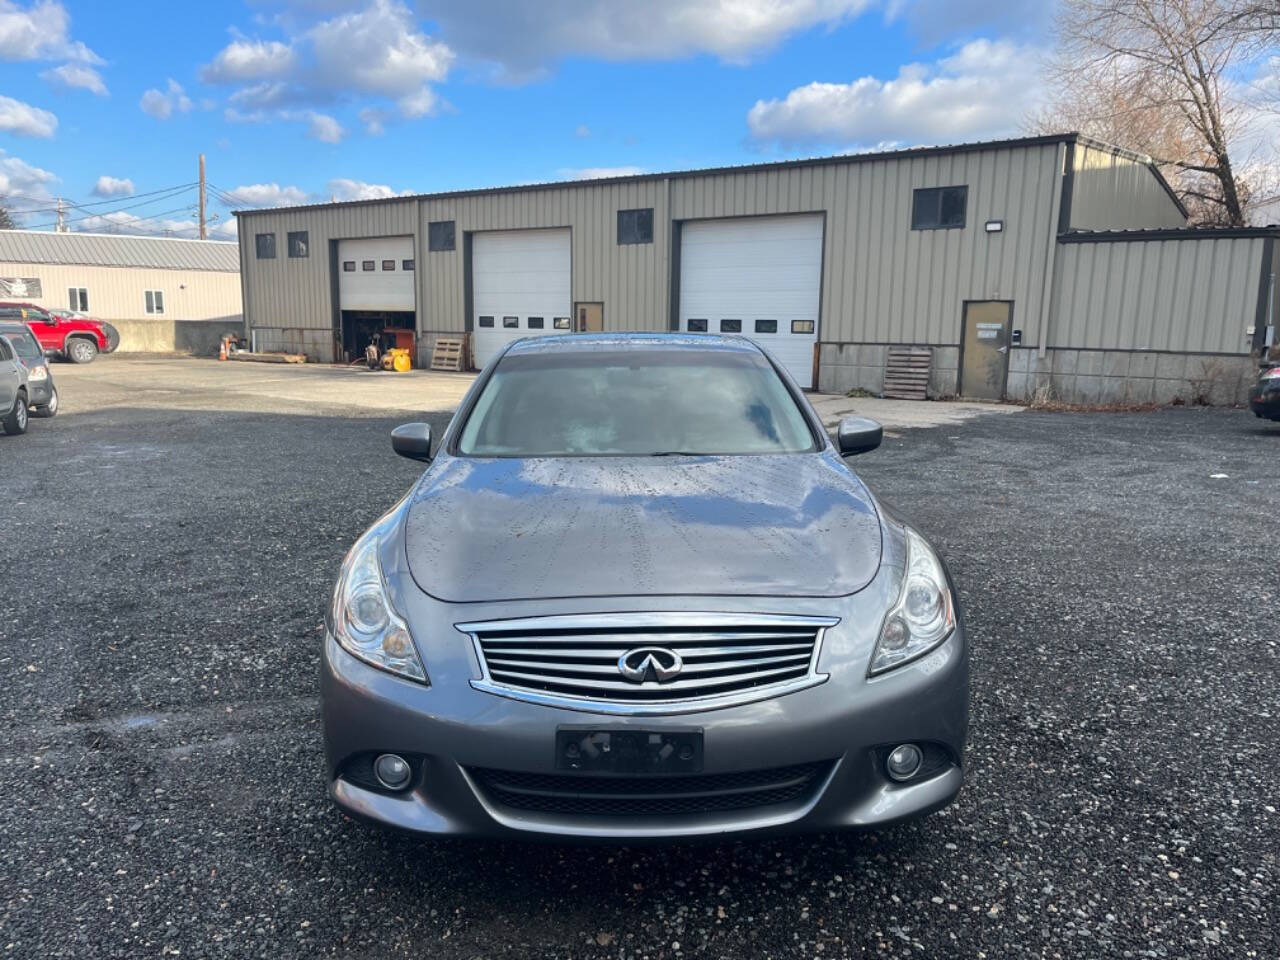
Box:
[403,452,883,602]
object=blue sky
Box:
[0,0,1056,238]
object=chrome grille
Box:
[458,613,838,714]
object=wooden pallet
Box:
[882,346,932,400]
[430,336,466,372]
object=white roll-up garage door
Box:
[338,237,415,311]
[472,228,571,368]
[678,214,823,388]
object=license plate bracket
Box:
[555,727,704,774]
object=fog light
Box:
[374,753,412,790]
[886,744,923,782]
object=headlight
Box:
[331,533,427,683]
[870,527,956,675]
[26,365,47,381]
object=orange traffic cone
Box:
[218,337,228,361]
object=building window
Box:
[720,318,742,333]
[429,220,456,251]
[553,317,570,330]
[527,316,544,329]
[68,287,88,311]
[911,185,968,230]
[287,231,308,258]
[478,315,494,327]
[382,260,395,271]
[755,319,777,334]
[503,316,519,328]
[617,208,654,245]
[687,318,708,332]
[791,320,814,334]
[362,260,375,271]
[144,290,165,315]
[343,261,355,272]
[402,259,414,271]
[255,233,276,259]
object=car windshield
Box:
[1,329,41,359]
[456,347,817,457]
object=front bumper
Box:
[321,598,968,840]
[1249,382,1280,419]
[26,376,53,407]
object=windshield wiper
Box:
[648,450,707,457]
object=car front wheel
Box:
[31,385,58,418]
[67,338,98,364]
[2,391,28,435]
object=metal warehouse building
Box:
[0,230,244,353]
[236,133,1277,403]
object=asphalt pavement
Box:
[1,358,1277,958]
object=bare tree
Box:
[0,204,16,231]
[1042,0,1275,225]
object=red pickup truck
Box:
[0,302,119,363]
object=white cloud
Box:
[574,124,591,138]
[0,0,101,63]
[359,106,387,135]
[140,79,193,120]
[92,175,134,197]
[884,0,1050,46]
[202,0,453,123]
[326,177,412,201]
[42,61,106,94]
[306,111,344,142]
[560,166,647,180]
[420,0,872,80]
[0,94,56,136]
[0,149,57,221]
[747,38,1043,147]
[199,38,297,84]
[222,182,310,207]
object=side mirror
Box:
[391,422,433,462]
[836,416,882,456]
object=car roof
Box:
[502,331,766,358]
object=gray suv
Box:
[322,333,968,841]
[0,334,30,435]
[0,322,58,420]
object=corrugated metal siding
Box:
[1067,145,1186,231]
[238,142,1062,347]
[0,230,239,271]
[0,261,242,322]
[235,203,416,332]
[1049,236,1263,353]
[671,143,1062,345]
[421,177,668,333]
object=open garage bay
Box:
[1,358,1276,958]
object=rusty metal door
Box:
[960,301,1012,400]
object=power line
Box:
[0,181,200,215]
[25,203,199,232]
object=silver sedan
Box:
[322,333,967,840]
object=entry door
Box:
[575,302,603,332]
[960,302,1012,400]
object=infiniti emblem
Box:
[617,646,684,683]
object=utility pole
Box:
[55,197,66,233]
[198,153,207,240]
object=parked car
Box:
[0,302,119,363]
[0,321,58,417]
[1249,364,1280,421]
[322,333,968,841]
[0,333,31,435]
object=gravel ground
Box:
[1,360,1277,958]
